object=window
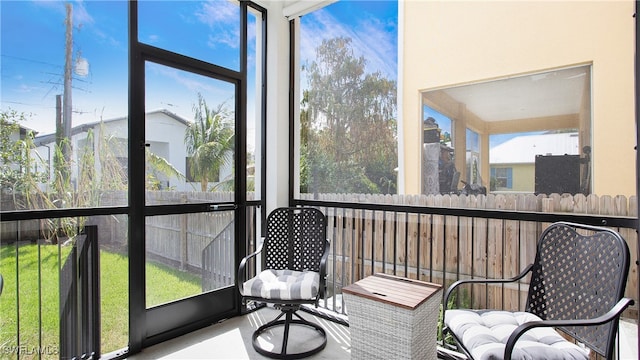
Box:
[1,1,130,353]
[466,128,481,185]
[138,1,240,70]
[422,65,591,195]
[296,1,399,197]
[491,167,513,190]
[3,1,129,207]
[422,106,455,194]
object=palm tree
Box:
[146,149,186,190]
[184,93,235,192]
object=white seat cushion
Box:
[242,269,319,300]
[445,310,590,360]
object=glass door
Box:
[127,1,265,349]
[129,1,264,346]
[143,61,240,339]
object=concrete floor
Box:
[128,307,638,360]
[619,320,639,360]
[128,307,351,359]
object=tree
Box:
[145,150,185,190]
[0,109,76,242]
[301,37,398,194]
[184,93,235,192]
[0,110,47,195]
[1,109,186,242]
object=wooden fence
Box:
[144,191,236,272]
[303,192,638,316]
[2,190,637,316]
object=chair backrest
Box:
[263,207,327,272]
[526,222,630,357]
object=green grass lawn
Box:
[0,243,201,357]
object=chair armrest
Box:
[503,297,635,360]
[441,263,534,342]
[237,242,264,294]
[318,240,331,299]
[443,264,534,311]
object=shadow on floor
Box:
[127,307,351,359]
[127,309,638,360]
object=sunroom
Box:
[0,1,637,359]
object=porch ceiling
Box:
[430,65,588,123]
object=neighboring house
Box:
[400,1,635,197]
[489,132,580,193]
[7,124,37,147]
[33,109,231,192]
[15,125,37,141]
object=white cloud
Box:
[196,0,238,26]
[153,66,209,94]
[17,84,42,94]
[301,8,397,80]
[207,30,239,49]
[196,1,240,49]
[146,63,235,118]
[73,1,95,27]
[35,1,95,27]
[94,29,122,48]
[147,34,160,44]
[353,17,397,78]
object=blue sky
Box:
[2,1,129,134]
[301,1,398,80]
[423,105,452,139]
[1,1,398,138]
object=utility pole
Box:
[53,2,72,188]
[62,3,73,166]
[55,94,64,186]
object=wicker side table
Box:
[343,273,442,360]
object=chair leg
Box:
[278,311,292,356]
[252,306,327,360]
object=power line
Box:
[40,80,91,92]
[0,100,57,109]
[1,54,62,69]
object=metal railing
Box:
[0,222,101,360]
[0,199,636,358]
[60,225,100,360]
[292,199,637,319]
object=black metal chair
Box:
[238,207,330,359]
[442,222,634,360]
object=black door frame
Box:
[127,0,266,353]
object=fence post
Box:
[181,193,188,271]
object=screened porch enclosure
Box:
[0,1,638,359]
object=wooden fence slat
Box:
[312,192,638,315]
[13,190,631,314]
